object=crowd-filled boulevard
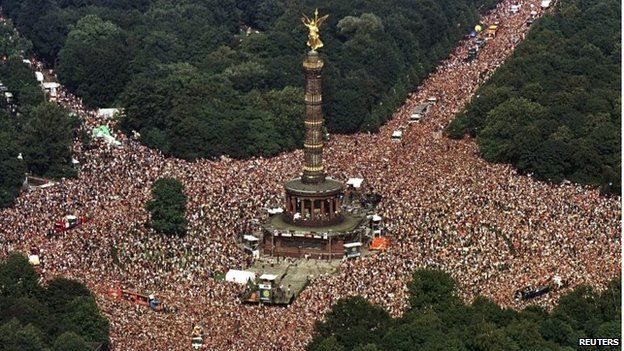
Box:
[0,0,620,350]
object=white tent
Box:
[343,242,362,248]
[225,269,256,285]
[346,178,364,188]
[371,214,382,222]
[97,108,121,119]
[267,207,284,215]
[391,130,403,140]
[243,235,259,242]
[259,274,277,281]
[42,82,60,97]
[28,255,40,265]
[35,72,44,82]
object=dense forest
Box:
[0,19,76,209]
[447,0,621,194]
[0,253,110,350]
[308,269,621,351]
[0,0,497,160]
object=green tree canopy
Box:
[20,102,76,179]
[4,0,500,159]
[309,296,391,351]
[0,254,110,349]
[447,0,621,194]
[57,14,131,107]
[0,253,41,299]
[309,270,621,351]
[146,177,189,236]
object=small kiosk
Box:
[258,274,277,303]
[343,242,362,259]
[369,214,388,251]
[370,214,383,236]
[243,234,260,258]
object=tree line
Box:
[309,269,621,351]
[1,0,498,160]
[446,0,621,194]
[0,253,110,350]
[0,18,77,209]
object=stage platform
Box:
[264,211,364,235]
[248,258,342,304]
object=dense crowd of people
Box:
[0,0,620,350]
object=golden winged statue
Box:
[301,9,329,51]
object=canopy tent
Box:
[371,214,382,222]
[370,237,389,251]
[42,82,60,97]
[243,235,259,242]
[97,108,121,119]
[346,178,364,188]
[343,242,362,248]
[267,207,284,215]
[92,126,122,147]
[225,270,256,285]
[34,72,44,82]
[259,274,277,281]
[92,125,111,138]
[28,255,40,265]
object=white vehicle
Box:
[391,130,403,141]
[540,0,551,8]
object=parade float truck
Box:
[108,288,165,312]
[54,214,91,233]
